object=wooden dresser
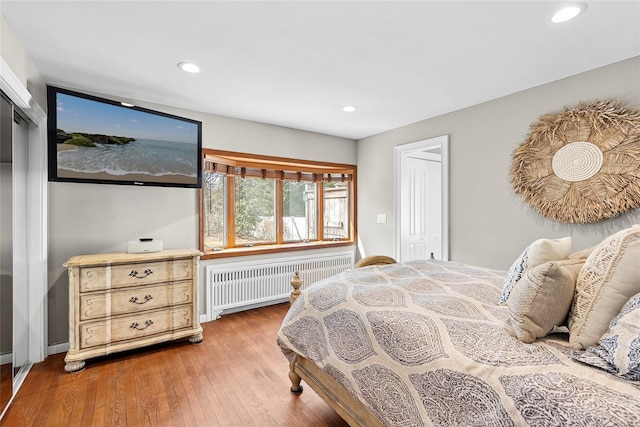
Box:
[63,249,203,372]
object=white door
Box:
[395,135,448,263]
[400,153,441,261]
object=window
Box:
[200,149,356,258]
[283,180,316,242]
[234,176,276,245]
[324,181,350,240]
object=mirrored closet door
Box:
[0,91,30,416]
[0,92,13,415]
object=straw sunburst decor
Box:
[511,99,640,223]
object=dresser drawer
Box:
[79,281,193,320]
[78,258,193,292]
[79,306,193,349]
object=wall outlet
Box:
[377,214,387,224]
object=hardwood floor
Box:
[1,303,348,427]
[1,363,11,413]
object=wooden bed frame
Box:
[286,256,395,427]
[288,354,384,427]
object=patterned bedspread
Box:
[277,260,640,426]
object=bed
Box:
[277,248,640,426]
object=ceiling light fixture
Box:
[120,102,135,107]
[177,62,201,74]
[551,3,587,23]
[342,105,357,112]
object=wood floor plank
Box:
[103,362,118,426]
[93,361,114,427]
[60,371,83,426]
[170,352,208,425]
[123,357,140,427]
[157,350,188,426]
[133,352,160,426]
[1,303,349,427]
[109,362,127,426]
[78,368,100,426]
[185,348,233,425]
[67,368,90,426]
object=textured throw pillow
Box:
[568,245,596,261]
[508,259,582,343]
[573,292,640,380]
[568,225,640,350]
[499,236,572,304]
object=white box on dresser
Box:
[63,248,203,373]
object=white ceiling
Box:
[2,1,639,140]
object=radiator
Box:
[205,250,354,321]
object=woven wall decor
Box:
[511,99,640,223]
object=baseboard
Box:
[219,297,289,316]
[206,297,289,322]
[48,342,70,355]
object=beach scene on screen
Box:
[55,92,199,184]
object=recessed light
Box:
[342,105,357,112]
[120,102,135,107]
[177,62,201,74]
[551,4,586,23]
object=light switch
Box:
[377,214,387,224]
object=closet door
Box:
[12,106,29,377]
[0,92,30,416]
[0,94,13,414]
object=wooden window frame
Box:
[199,149,357,259]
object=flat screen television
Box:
[47,85,202,188]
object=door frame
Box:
[394,135,449,262]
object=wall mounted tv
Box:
[47,85,202,188]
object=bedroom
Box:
[1,0,640,425]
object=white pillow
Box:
[573,291,640,380]
[499,236,572,304]
[569,225,640,349]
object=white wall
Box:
[0,13,44,103]
[357,56,640,270]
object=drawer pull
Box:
[129,268,153,279]
[130,320,154,330]
[129,295,153,305]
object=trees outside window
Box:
[283,181,317,242]
[324,181,349,240]
[203,172,224,249]
[200,149,356,258]
[234,177,276,245]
